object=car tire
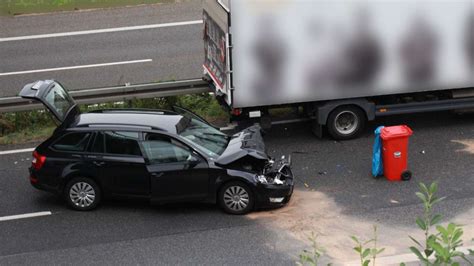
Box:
[327,106,366,140]
[64,177,101,211]
[218,181,255,215]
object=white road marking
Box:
[0,148,35,155]
[0,59,153,76]
[0,20,203,42]
[0,211,52,222]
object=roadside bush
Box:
[82,94,229,123]
[0,110,54,136]
[174,93,228,124]
[0,94,228,144]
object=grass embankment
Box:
[0,94,229,145]
[0,0,171,16]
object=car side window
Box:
[103,131,142,156]
[52,132,91,152]
[141,134,192,164]
[91,132,105,153]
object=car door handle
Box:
[93,161,106,167]
[150,172,164,178]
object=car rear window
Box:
[44,82,75,122]
[52,132,91,152]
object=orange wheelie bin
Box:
[380,125,413,181]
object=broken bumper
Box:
[255,168,294,208]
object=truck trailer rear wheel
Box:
[327,106,366,140]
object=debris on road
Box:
[452,139,474,154]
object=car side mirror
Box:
[186,154,199,164]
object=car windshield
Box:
[177,117,229,158]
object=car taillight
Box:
[32,151,46,170]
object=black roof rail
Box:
[83,123,166,131]
[88,108,178,115]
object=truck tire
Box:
[327,106,366,140]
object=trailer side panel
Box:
[229,0,474,108]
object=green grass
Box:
[0,126,55,145]
[0,94,229,145]
[0,0,172,16]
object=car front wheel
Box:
[64,177,101,211]
[218,181,255,215]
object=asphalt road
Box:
[0,111,473,265]
[0,1,203,97]
[1,2,473,264]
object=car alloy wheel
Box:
[65,177,101,211]
[224,186,250,212]
[69,182,96,208]
[219,182,254,214]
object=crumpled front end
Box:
[253,156,294,208]
[216,125,294,208]
[255,156,293,186]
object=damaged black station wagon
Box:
[20,80,294,214]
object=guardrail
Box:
[0,79,211,113]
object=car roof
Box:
[72,111,184,134]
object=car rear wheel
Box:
[218,181,254,215]
[64,177,101,211]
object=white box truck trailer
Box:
[203,0,474,139]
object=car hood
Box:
[215,125,269,165]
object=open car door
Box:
[19,80,79,124]
[172,105,217,129]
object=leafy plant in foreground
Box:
[295,181,474,265]
[297,232,329,266]
[409,182,445,263]
[351,225,385,266]
[427,223,472,265]
[409,182,472,265]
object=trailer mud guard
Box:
[311,119,324,138]
[316,99,375,125]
